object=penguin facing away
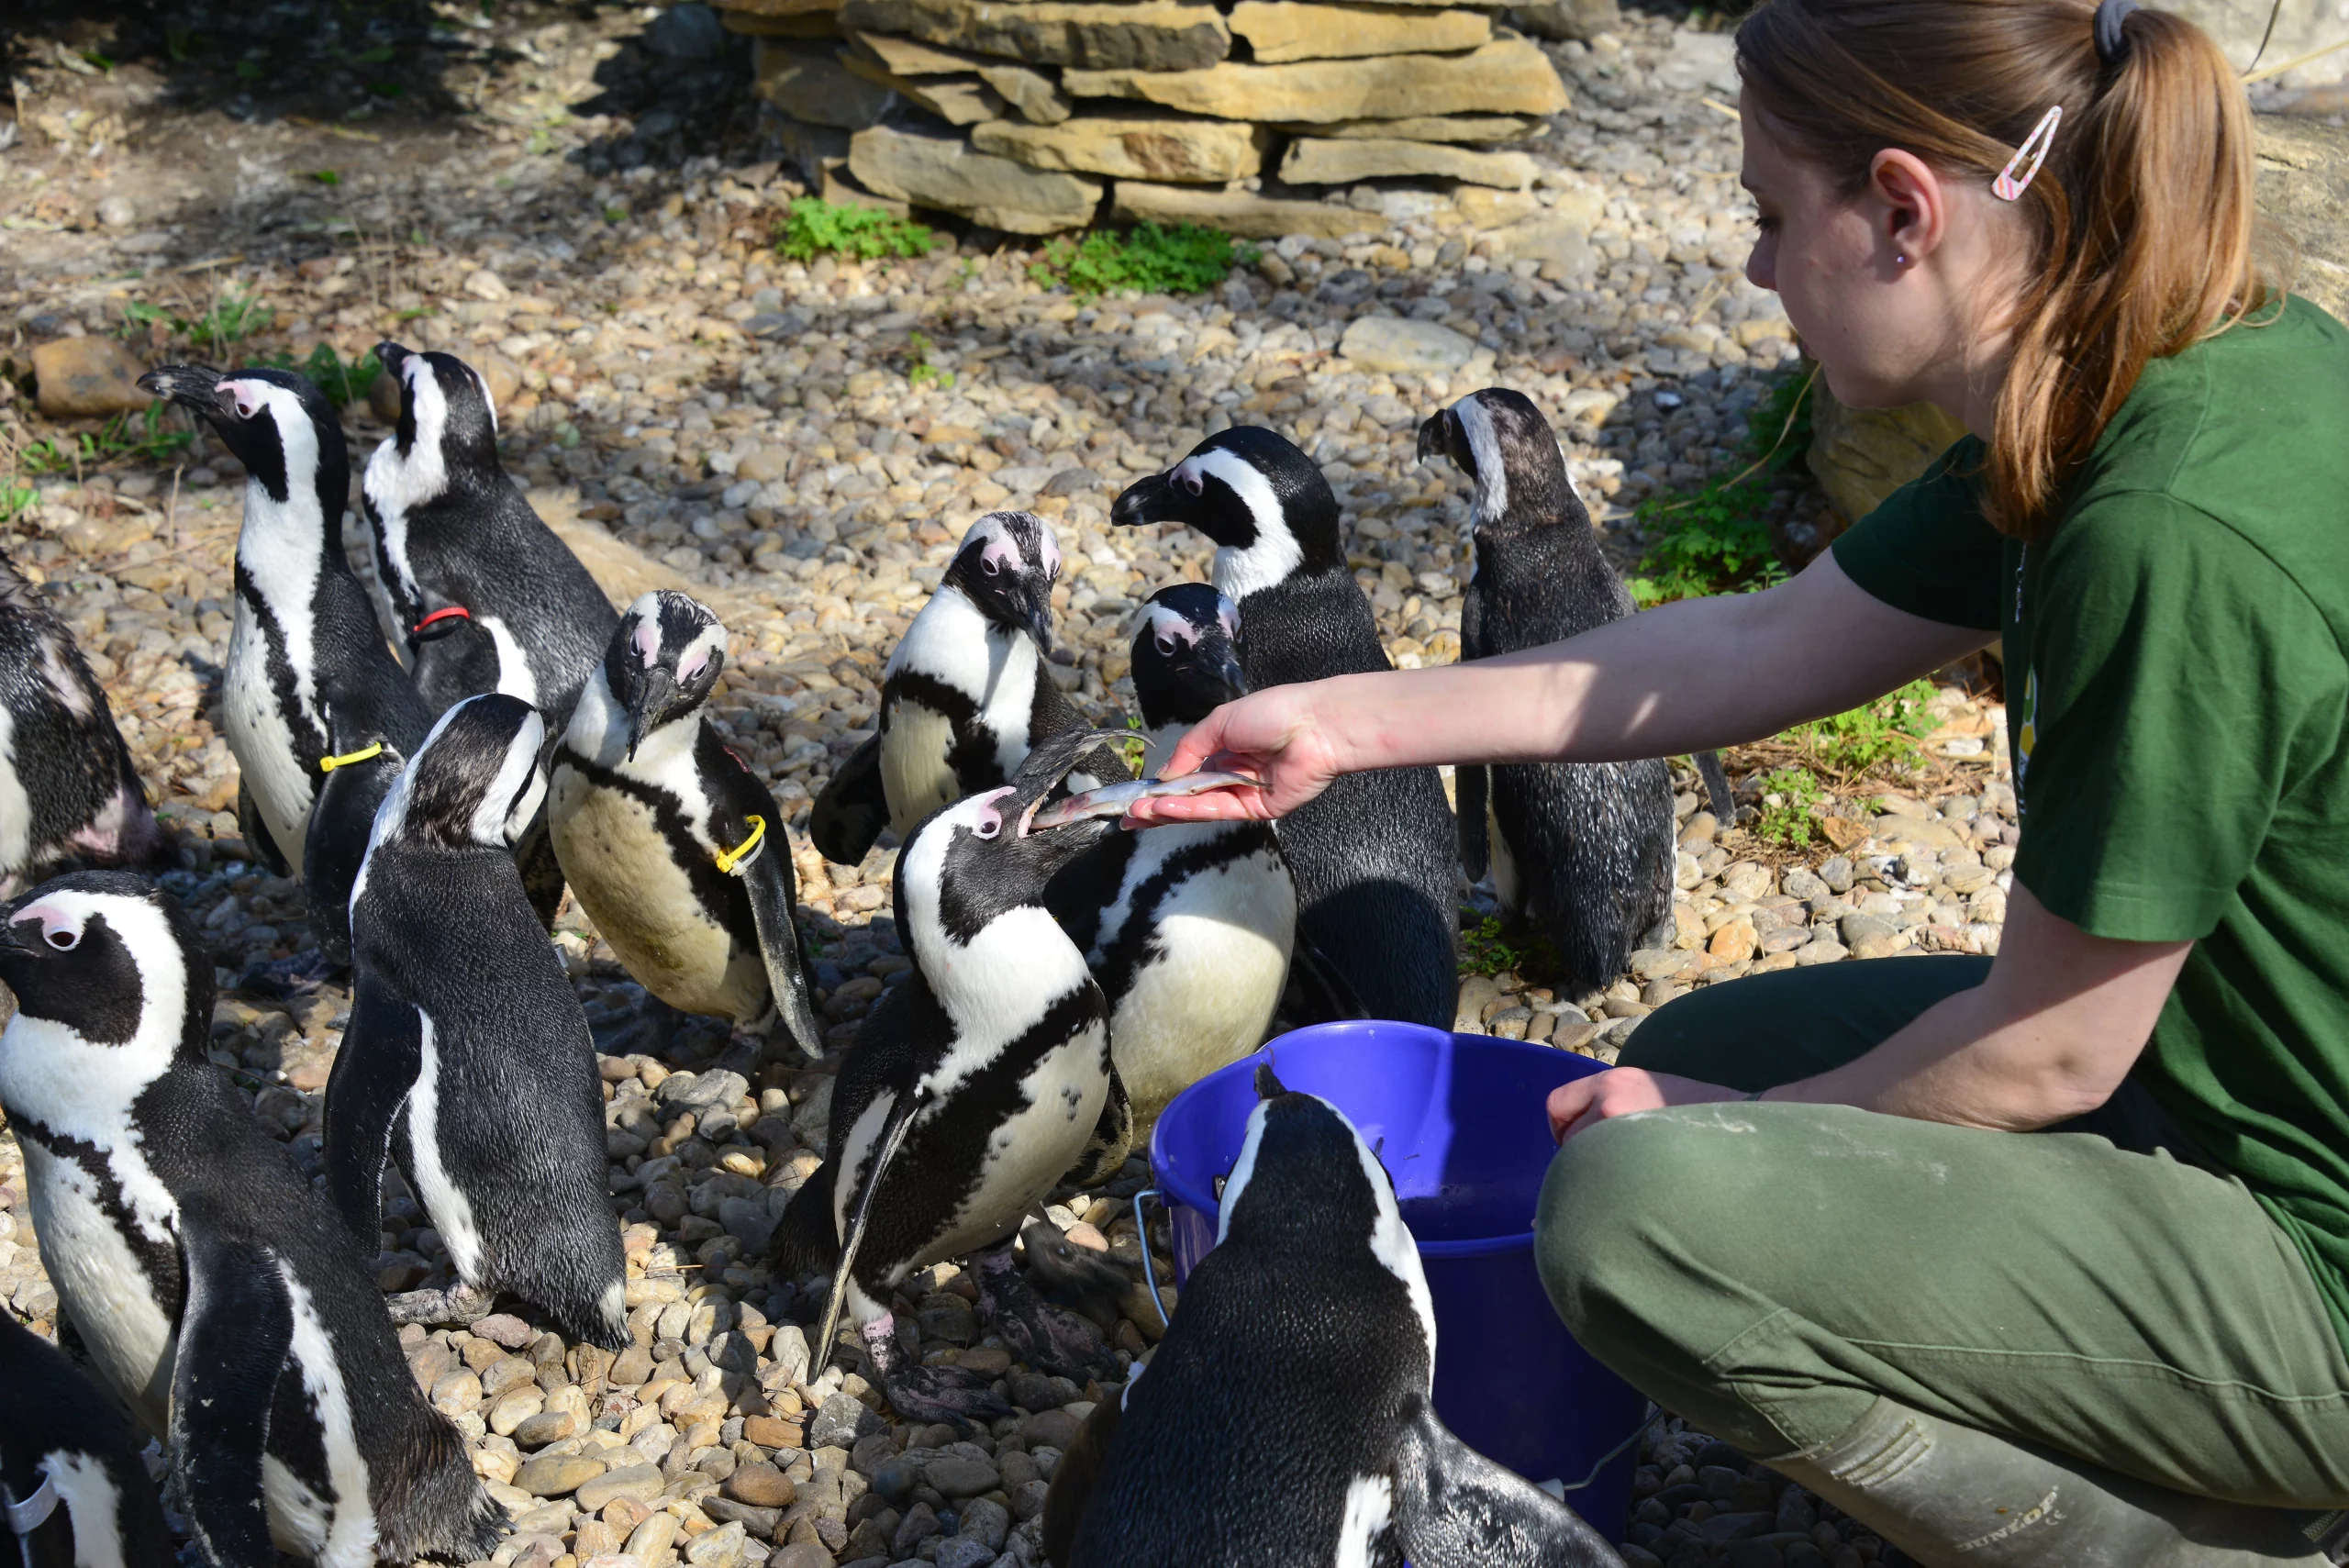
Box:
[326,693,629,1347]
[0,1308,173,1568]
[1052,1065,1624,1568]
[548,591,825,1062]
[139,364,430,970]
[0,550,167,895]
[809,510,1125,867]
[360,342,618,732]
[768,731,1121,1427]
[1039,584,1296,1139]
[1419,389,1676,993]
[0,872,503,1568]
[1112,428,1458,1029]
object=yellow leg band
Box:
[318,741,384,773]
[715,814,767,874]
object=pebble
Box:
[516,1453,608,1497]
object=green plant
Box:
[306,169,341,185]
[291,343,382,408]
[18,406,194,475]
[1753,764,1824,850]
[1784,679,1939,775]
[1626,364,1817,606]
[1027,223,1254,297]
[903,331,952,391]
[121,291,276,355]
[1459,914,1527,978]
[774,198,935,263]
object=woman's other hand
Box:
[1120,682,1345,824]
[1548,1069,1749,1141]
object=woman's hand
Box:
[1547,1069,1748,1141]
[1120,683,1346,824]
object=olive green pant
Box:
[1535,957,2349,1507]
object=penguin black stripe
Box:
[553,748,763,954]
[1090,832,1275,1002]
[5,1125,180,1300]
[230,561,331,768]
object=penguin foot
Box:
[861,1316,1016,1432]
[384,1282,499,1328]
[236,944,340,1000]
[974,1243,1120,1385]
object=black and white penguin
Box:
[1419,389,1675,993]
[970,1244,1120,1385]
[548,592,824,1062]
[360,342,618,730]
[769,731,1121,1426]
[0,1309,173,1568]
[1037,584,1294,1140]
[325,693,629,1347]
[1052,1065,1624,1568]
[139,364,430,970]
[0,872,503,1567]
[809,510,1124,867]
[0,551,167,895]
[1112,428,1458,1029]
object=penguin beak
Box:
[1208,647,1246,707]
[1018,586,1056,661]
[1415,412,1449,467]
[1110,472,1172,530]
[626,668,676,759]
[373,340,411,382]
[138,364,238,426]
[1008,728,1131,835]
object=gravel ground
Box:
[1,5,2009,1565]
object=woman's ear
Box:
[1867,149,1949,269]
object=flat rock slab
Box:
[837,0,1229,71]
[978,62,1074,124]
[753,39,897,128]
[1276,111,1541,141]
[1108,179,1387,239]
[839,55,1007,124]
[1064,38,1568,124]
[33,337,150,417]
[974,110,1266,182]
[1281,135,1535,187]
[1339,314,1478,373]
[850,122,1105,233]
[1229,0,1488,62]
[845,27,985,72]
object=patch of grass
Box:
[903,331,952,391]
[1753,765,1824,850]
[1026,223,1256,298]
[774,198,935,264]
[122,291,276,355]
[18,406,194,476]
[1626,365,1816,607]
[270,343,381,409]
[1784,679,1939,775]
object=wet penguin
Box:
[809,510,1124,867]
[0,1309,173,1568]
[1037,584,1296,1139]
[0,550,167,894]
[360,342,618,729]
[325,693,628,1347]
[1112,428,1457,1029]
[139,364,430,970]
[768,732,1121,1426]
[1419,389,1675,993]
[0,872,503,1567]
[1051,1065,1623,1568]
[548,592,825,1062]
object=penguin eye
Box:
[45,928,78,951]
[972,816,1001,840]
[982,555,1002,576]
[1155,636,1177,656]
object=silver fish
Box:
[1023,772,1260,832]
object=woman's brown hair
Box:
[1736,0,2271,539]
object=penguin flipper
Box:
[810,733,888,866]
[236,777,290,878]
[167,1217,298,1568]
[303,740,403,971]
[321,974,423,1254]
[814,1084,926,1360]
[1289,936,1370,1024]
[741,838,827,1064]
[1694,750,1735,825]
[1390,1394,1625,1568]
[1459,762,1491,884]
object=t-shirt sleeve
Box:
[2012,493,2345,941]
[1828,436,2004,631]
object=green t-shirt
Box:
[1831,295,2349,1346]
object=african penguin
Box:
[139,364,430,972]
[0,872,503,1568]
[768,730,1120,1427]
[1052,1064,1624,1568]
[325,693,628,1348]
[548,592,824,1062]
[1038,584,1295,1141]
[0,1309,173,1568]
[971,1242,1120,1385]
[1419,389,1676,994]
[809,510,1125,868]
[360,342,618,730]
[1113,428,1458,1029]
[0,550,167,895]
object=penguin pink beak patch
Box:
[13,901,83,951]
[217,380,269,420]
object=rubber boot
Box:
[1768,1397,2329,1567]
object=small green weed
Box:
[1627,365,1817,606]
[1753,765,1824,850]
[279,343,382,409]
[122,291,276,355]
[1026,223,1255,297]
[903,331,952,391]
[774,198,935,264]
[306,169,341,185]
[1460,915,1526,978]
[1784,679,1938,775]
[18,406,194,476]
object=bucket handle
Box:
[1552,1403,1657,1495]
[1132,1188,1172,1331]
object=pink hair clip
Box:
[1993,105,2063,200]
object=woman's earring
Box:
[1895,252,1909,268]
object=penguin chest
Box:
[0,704,35,878]
[881,699,963,842]
[224,606,317,873]
[548,770,765,1023]
[17,1140,177,1437]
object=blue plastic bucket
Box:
[1148,1021,1646,1545]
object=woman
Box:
[1127,0,2349,1561]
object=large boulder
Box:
[1227,1,1489,63]
[1280,136,1535,187]
[1063,38,1568,122]
[849,121,1105,232]
[835,0,1230,71]
[1805,387,1968,531]
[2255,116,2349,322]
[33,336,152,418]
[1339,316,1481,374]
[2164,0,2349,87]
[974,110,1268,182]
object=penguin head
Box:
[371,694,547,856]
[607,591,728,758]
[1417,387,1583,537]
[1130,584,1246,730]
[375,341,498,466]
[899,731,1120,952]
[942,511,1062,655]
[1111,427,1343,596]
[0,873,212,1107]
[139,363,346,528]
